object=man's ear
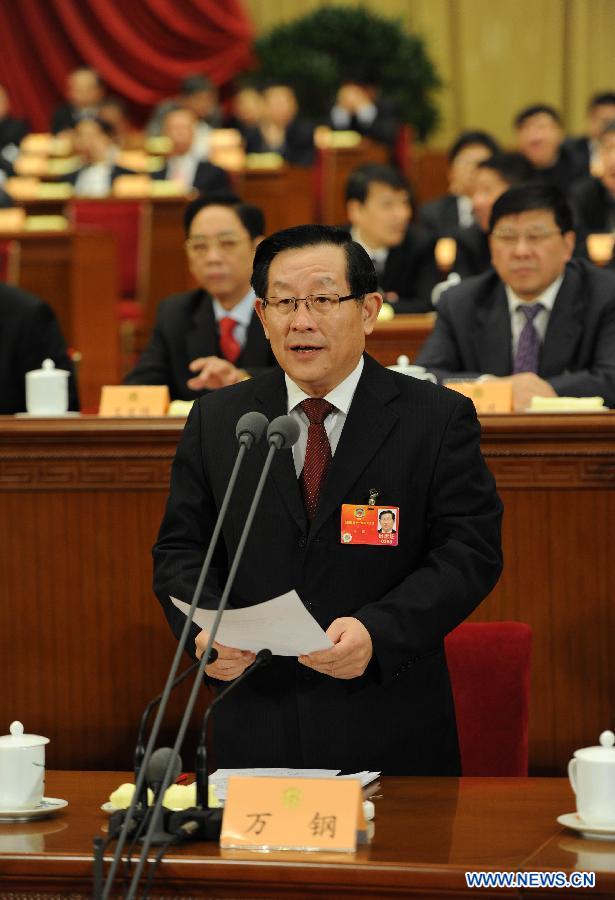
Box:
[361,292,383,335]
[254,299,270,340]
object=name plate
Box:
[220,776,366,852]
[99,385,170,416]
[444,380,512,413]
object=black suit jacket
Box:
[0,115,29,153]
[570,176,615,232]
[419,195,463,236]
[124,289,277,400]
[153,354,503,774]
[244,117,316,166]
[152,160,230,194]
[417,260,615,405]
[0,284,78,414]
[451,224,492,278]
[329,98,399,148]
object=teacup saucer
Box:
[557,812,615,841]
[0,797,68,824]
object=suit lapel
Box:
[186,292,218,363]
[472,283,512,376]
[540,267,583,376]
[309,357,400,542]
[252,372,307,535]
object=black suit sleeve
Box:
[354,396,502,680]
[546,300,615,406]
[416,296,483,382]
[123,317,174,387]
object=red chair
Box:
[445,621,532,776]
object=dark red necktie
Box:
[300,398,335,520]
[219,316,240,363]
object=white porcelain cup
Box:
[25,358,69,415]
[568,731,615,826]
[0,721,49,809]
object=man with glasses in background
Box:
[124,193,277,399]
[418,183,615,410]
[153,224,502,775]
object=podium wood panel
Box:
[0,414,614,774]
[0,773,610,898]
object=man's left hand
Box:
[499,373,556,411]
[298,617,373,679]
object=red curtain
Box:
[0,0,254,130]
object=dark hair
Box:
[251,224,377,299]
[345,164,409,204]
[379,509,395,520]
[181,74,215,95]
[183,192,265,238]
[78,115,116,139]
[514,104,562,128]
[588,91,615,110]
[489,183,574,234]
[477,152,535,185]
[448,130,499,162]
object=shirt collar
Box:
[286,356,364,414]
[505,273,564,317]
[211,289,256,327]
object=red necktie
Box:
[300,399,335,520]
[218,316,241,363]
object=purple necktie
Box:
[300,399,334,520]
[513,303,544,374]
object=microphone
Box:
[141,747,183,846]
[167,649,273,842]
[126,418,299,898]
[100,411,268,900]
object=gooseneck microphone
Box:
[99,410,268,900]
[126,416,299,899]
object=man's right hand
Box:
[187,356,246,391]
[195,629,255,681]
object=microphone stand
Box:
[99,411,268,900]
[125,416,299,900]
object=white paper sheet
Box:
[170,589,334,656]
[209,768,381,801]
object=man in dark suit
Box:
[64,117,135,196]
[0,283,78,414]
[124,193,276,399]
[50,68,105,134]
[420,130,499,237]
[514,104,586,193]
[151,107,230,194]
[345,164,438,312]
[0,83,29,165]
[243,83,315,167]
[568,91,615,178]
[569,121,615,244]
[418,184,615,411]
[153,224,503,774]
[329,68,399,149]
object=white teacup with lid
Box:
[25,358,69,415]
[387,355,437,383]
[568,730,615,826]
[0,721,49,809]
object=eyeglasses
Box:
[185,236,246,255]
[491,228,561,246]
[262,293,358,316]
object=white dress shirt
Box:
[211,290,256,351]
[286,357,364,477]
[505,274,563,357]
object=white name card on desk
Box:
[220,776,366,852]
[99,385,170,416]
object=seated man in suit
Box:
[417,183,615,410]
[0,283,78,414]
[329,66,398,148]
[0,83,29,167]
[243,82,315,166]
[50,68,105,135]
[66,117,135,196]
[153,223,503,773]
[420,130,499,237]
[514,104,585,193]
[152,107,229,194]
[346,164,439,312]
[450,152,534,279]
[124,193,276,399]
[568,91,615,178]
[570,121,615,250]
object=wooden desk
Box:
[0,773,611,897]
[366,313,436,364]
[234,166,316,234]
[0,414,614,775]
[4,229,119,410]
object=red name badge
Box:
[340,504,399,546]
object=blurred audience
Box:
[65,117,135,196]
[420,130,499,236]
[148,74,221,149]
[346,164,438,312]
[97,97,143,150]
[514,104,585,192]
[569,92,615,177]
[151,107,230,193]
[0,83,29,167]
[570,121,615,263]
[0,283,79,414]
[124,192,276,398]
[418,183,615,409]
[226,84,265,135]
[51,68,105,135]
[329,66,398,148]
[243,82,315,166]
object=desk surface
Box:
[0,773,611,898]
